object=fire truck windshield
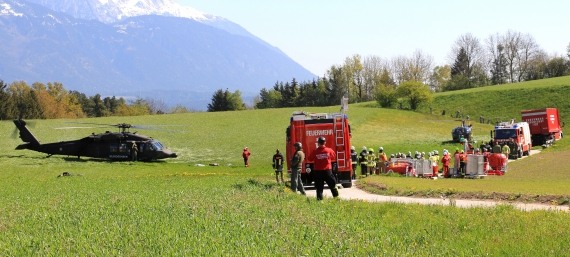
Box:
[495,129,517,139]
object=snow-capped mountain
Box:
[22,0,210,23]
[0,0,315,110]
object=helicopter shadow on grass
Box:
[442,140,461,145]
[61,157,170,164]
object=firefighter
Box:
[502,144,511,159]
[309,137,339,200]
[459,150,468,176]
[378,147,388,174]
[414,151,421,159]
[350,146,358,180]
[429,152,439,176]
[442,151,451,178]
[366,148,376,175]
[492,142,502,154]
[453,148,461,175]
[242,147,251,167]
[290,142,306,195]
[358,146,368,177]
[272,149,284,184]
[433,150,440,176]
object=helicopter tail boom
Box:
[13,119,41,147]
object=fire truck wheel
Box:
[341,182,352,188]
[518,149,523,158]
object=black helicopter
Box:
[13,119,177,161]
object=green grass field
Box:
[2,76,570,255]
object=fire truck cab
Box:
[491,121,532,159]
[286,111,353,188]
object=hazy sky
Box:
[179,0,569,76]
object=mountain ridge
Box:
[0,0,315,109]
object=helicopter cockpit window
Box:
[150,141,164,151]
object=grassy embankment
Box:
[1,76,570,255]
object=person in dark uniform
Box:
[358,146,368,177]
[309,137,339,200]
[272,149,284,183]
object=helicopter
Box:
[451,119,472,143]
[12,119,177,161]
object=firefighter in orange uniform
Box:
[309,137,339,200]
[459,150,468,176]
[378,147,388,174]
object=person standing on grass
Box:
[442,151,451,178]
[290,142,306,195]
[366,148,376,176]
[453,148,461,175]
[502,144,511,159]
[358,146,368,177]
[350,146,358,180]
[378,147,388,174]
[459,150,468,176]
[309,137,339,200]
[242,147,251,167]
[272,149,284,183]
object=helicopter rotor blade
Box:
[62,121,185,132]
[54,126,103,130]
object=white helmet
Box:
[351,146,355,150]
[362,146,367,151]
[379,146,384,151]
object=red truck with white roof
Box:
[521,108,564,146]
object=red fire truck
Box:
[491,121,532,159]
[285,111,353,188]
[521,108,564,146]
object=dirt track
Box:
[307,150,569,212]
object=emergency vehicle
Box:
[285,110,353,188]
[521,108,564,146]
[491,121,532,159]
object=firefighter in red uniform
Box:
[309,137,339,200]
[441,152,451,177]
[242,147,251,167]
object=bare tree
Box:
[391,50,433,85]
[501,30,523,83]
[361,55,385,101]
[516,33,541,82]
[449,33,486,83]
[342,55,364,102]
[408,50,434,83]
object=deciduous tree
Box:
[396,80,433,110]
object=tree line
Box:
[0,81,189,120]
[242,31,570,111]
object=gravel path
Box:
[307,149,569,212]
